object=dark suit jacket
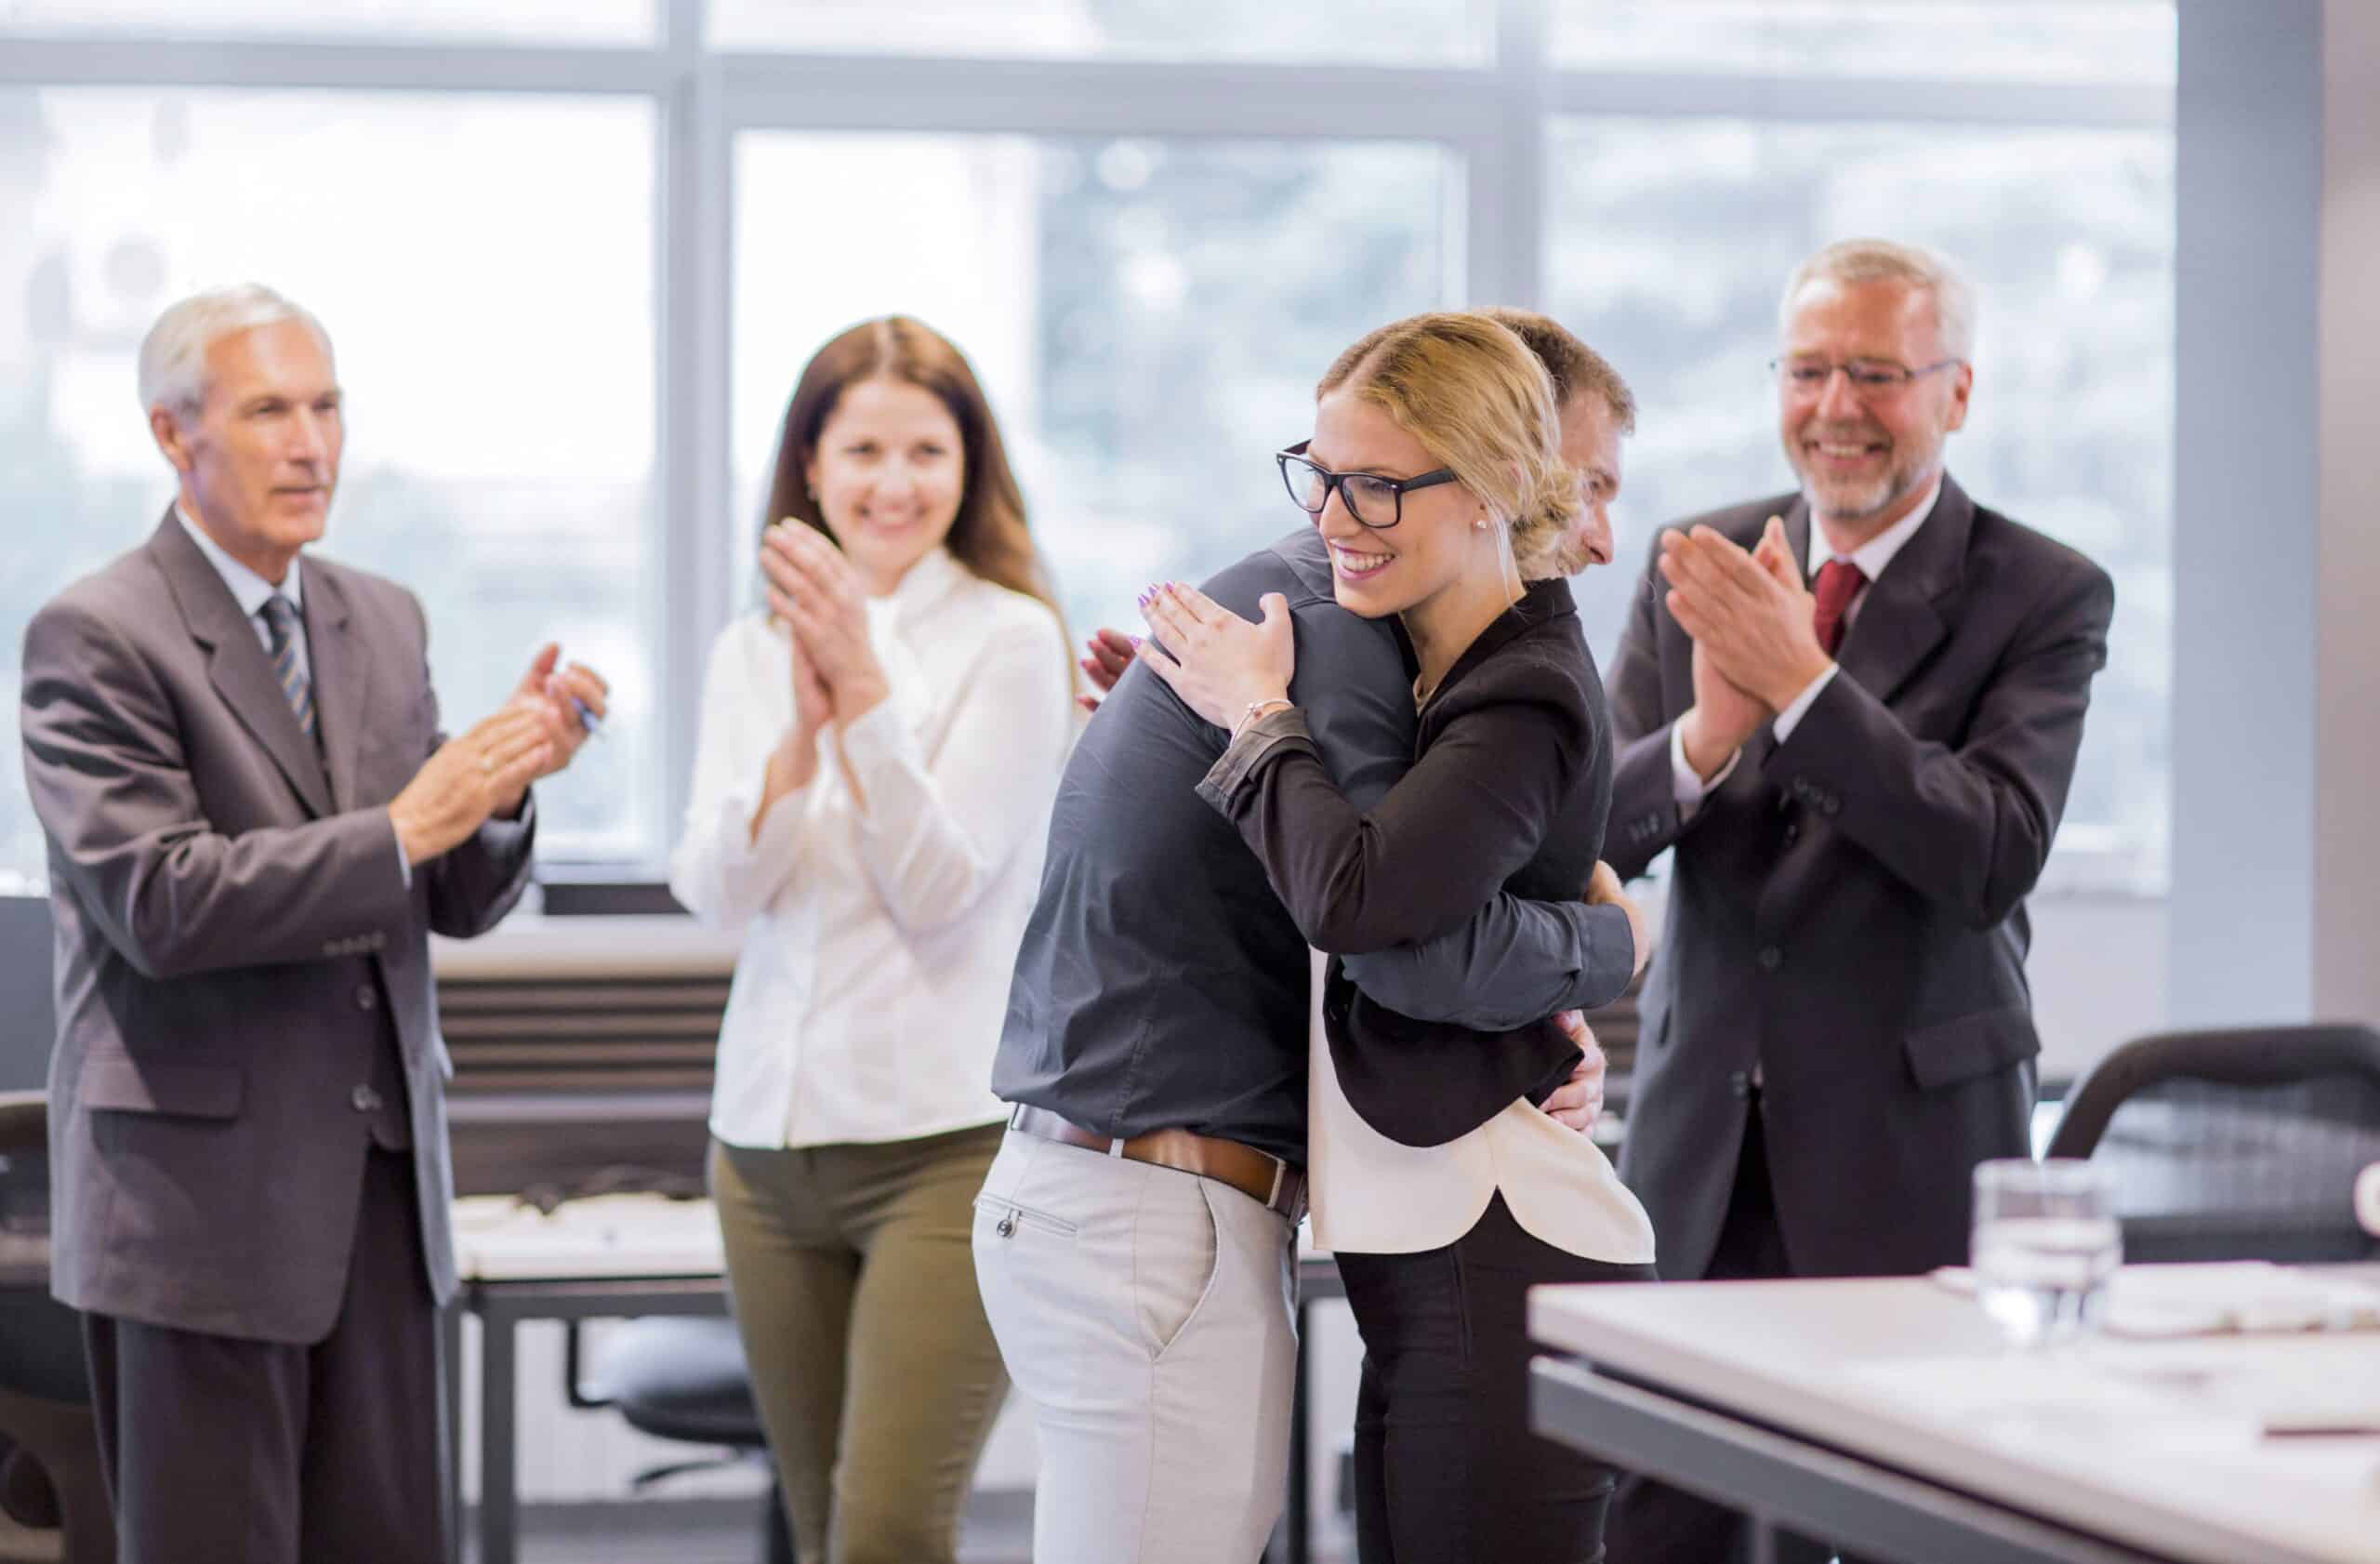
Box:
[20,513,534,1343]
[1606,476,2114,1279]
[1202,578,1636,1146]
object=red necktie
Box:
[1811,558,1867,656]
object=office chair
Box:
[566,1314,794,1563]
[0,1091,114,1564]
[2045,1024,2380,1262]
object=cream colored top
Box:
[1304,949,1658,1262]
[668,548,1073,1149]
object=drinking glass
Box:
[1970,1158,2121,1346]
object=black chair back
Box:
[2045,1025,2380,1262]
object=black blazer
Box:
[1200,577,1637,1146]
[1605,476,2114,1279]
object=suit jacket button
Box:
[355,985,378,1012]
[1727,1070,1752,1100]
[1756,945,1783,972]
[1822,796,1842,816]
[350,1084,384,1114]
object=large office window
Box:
[732,134,1450,640]
[709,0,1486,61]
[1551,1,2175,81]
[0,1,2177,894]
[0,89,657,870]
[1546,118,2174,890]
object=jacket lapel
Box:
[148,512,334,817]
[1830,476,1972,708]
[302,567,369,813]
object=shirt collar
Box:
[1805,475,1942,585]
[871,545,967,628]
[176,503,303,618]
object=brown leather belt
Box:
[1006,1104,1305,1221]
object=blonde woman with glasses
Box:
[1141,311,1655,1564]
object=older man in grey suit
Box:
[1599,240,2115,1564]
[20,285,609,1563]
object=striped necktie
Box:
[258,596,318,745]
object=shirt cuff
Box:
[1772,664,1841,745]
[835,696,905,772]
[1670,720,1742,816]
[1197,704,1313,814]
[391,817,410,889]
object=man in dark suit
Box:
[1600,240,2114,1564]
[19,285,608,1563]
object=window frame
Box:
[0,0,2175,895]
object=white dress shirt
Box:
[669,547,1073,1150]
[1670,478,1942,812]
[1304,952,1657,1263]
[177,504,308,679]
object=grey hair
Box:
[1779,239,1977,363]
[138,284,333,416]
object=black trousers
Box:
[1335,1191,1657,1564]
[1604,1108,1865,1564]
[82,1146,444,1564]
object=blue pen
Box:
[569,695,605,740]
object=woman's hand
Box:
[751,629,834,840]
[1135,582,1294,733]
[760,523,890,726]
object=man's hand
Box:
[1678,638,1768,782]
[1659,516,1831,710]
[496,643,609,813]
[1586,860,1651,980]
[389,708,552,868]
[1541,1010,1608,1134]
[1075,627,1138,713]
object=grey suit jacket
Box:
[1606,476,2114,1280]
[20,512,534,1343]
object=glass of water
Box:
[1970,1159,2122,1347]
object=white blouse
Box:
[669,547,1073,1150]
[1305,951,1658,1264]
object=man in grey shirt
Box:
[978,313,1643,1563]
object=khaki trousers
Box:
[708,1123,1009,1564]
[972,1128,1299,1564]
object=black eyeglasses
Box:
[1770,356,1963,395]
[1276,441,1458,531]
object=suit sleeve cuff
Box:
[1197,705,1313,814]
[1771,664,1841,744]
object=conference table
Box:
[1529,1265,2380,1564]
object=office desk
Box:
[446,1196,1348,1564]
[445,1196,729,1564]
[1528,1268,2380,1564]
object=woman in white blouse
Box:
[668,317,1073,1564]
